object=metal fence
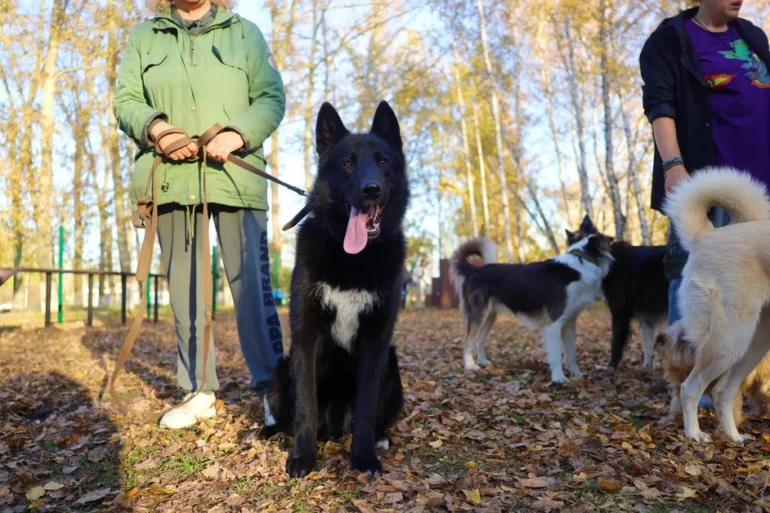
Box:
[0,267,165,327]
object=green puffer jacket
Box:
[113,8,285,211]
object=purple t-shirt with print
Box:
[685,19,770,187]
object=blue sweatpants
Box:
[157,204,284,396]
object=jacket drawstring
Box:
[186,204,195,245]
[186,150,209,245]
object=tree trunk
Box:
[557,16,593,220]
[477,0,514,262]
[37,0,67,269]
[472,104,490,237]
[303,0,321,191]
[106,0,131,273]
[73,123,85,307]
[452,61,479,237]
[539,68,573,227]
[619,96,650,244]
[269,128,282,256]
[508,19,525,261]
[599,0,624,239]
[526,180,560,254]
[7,123,24,306]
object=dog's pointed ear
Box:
[579,215,597,234]
[316,102,349,157]
[565,229,577,245]
[370,101,402,151]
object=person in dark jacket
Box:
[640,0,770,326]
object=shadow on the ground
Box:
[0,372,124,512]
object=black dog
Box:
[267,101,408,477]
[567,230,668,370]
[602,242,667,370]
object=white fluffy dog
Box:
[664,167,770,443]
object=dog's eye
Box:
[378,158,388,167]
[343,160,353,170]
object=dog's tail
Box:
[663,167,770,252]
[449,237,497,294]
[655,322,696,367]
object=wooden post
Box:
[45,272,52,327]
[87,273,94,327]
[153,276,159,323]
[439,259,457,309]
[121,274,127,326]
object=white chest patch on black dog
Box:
[318,284,379,350]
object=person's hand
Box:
[152,122,199,161]
[665,164,689,193]
[206,131,245,162]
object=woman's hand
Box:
[206,131,245,162]
[665,164,689,192]
[152,121,199,161]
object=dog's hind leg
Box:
[659,384,683,425]
[562,315,582,377]
[476,310,497,367]
[681,338,746,443]
[608,309,632,370]
[711,329,770,443]
[543,321,567,383]
[640,316,664,371]
[463,318,483,372]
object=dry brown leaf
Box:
[462,489,482,505]
[531,497,564,511]
[519,477,549,489]
[352,499,377,513]
[75,488,111,504]
[25,486,45,501]
[599,478,623,492]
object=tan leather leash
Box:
[109,124,306,421]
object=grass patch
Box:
[160,455,213,476]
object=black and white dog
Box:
[565,231,668,371]
[449,216,614,383]
[266,101,408,477]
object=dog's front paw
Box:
[550,374,568,384]
[464,362,481,373]
[685,430,712,443]
[477,356,492,367]
[285,451,316,478]
[375,436,392,451]
[351,452,383,475]
[730,433,754,445]
[658,415,677,426]
[569,367,584,378]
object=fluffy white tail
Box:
[663,167,770,252]
[448,237,497,294]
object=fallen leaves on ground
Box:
[1,306,769,512]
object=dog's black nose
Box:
[361,180,382,199]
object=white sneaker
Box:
[159,391,216,429]
[263,397,276,427]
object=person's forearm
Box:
[652,117,683,162]
[150,120,173,142]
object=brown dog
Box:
[656,322,770,427]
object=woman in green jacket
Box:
[113,0,285,429]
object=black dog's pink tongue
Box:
[344,207,368,254]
